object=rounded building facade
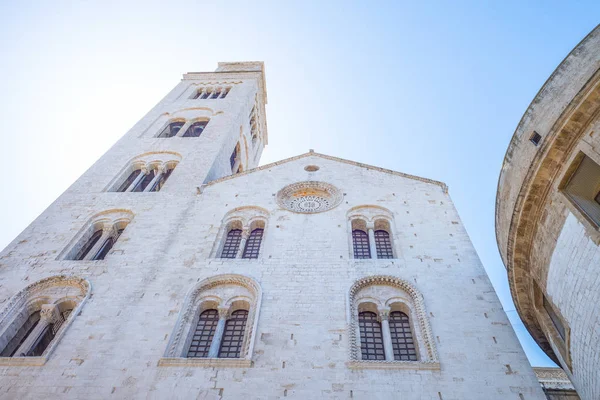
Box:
[496,25,600,400]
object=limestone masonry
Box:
[0,61,549,399]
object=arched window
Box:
[132,169,156,192]
[0,276,90,364]
[218,310,249,358]
[111,154,180,193]
[358,311,385,360]
[64,210,132,261]
[242,229,263,259]
[149,167,174,192]
[160,274,261,367]
[389,311,417,361]
[347,276,439,369]
[374,230,393,259]
[352,230,371,259]
[220,229,242,258]
[182,121,208,137]
[187,309,219,358]
[158,121,185,138]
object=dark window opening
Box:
[93,237,114,260]
[230,147,238,169]
[132,169,156,192]
[221,229,242,258]
[187,309,219,358]
[182,121,208,138]
[221,87,230,98]
[76,230,103,260]
[242,228,263,259]
[389,311,417,361]
[159,121,185,138]
[358,311,385,360]
[0,311,41,357]
[26,324,56,357]
[210,90,221,99]
[117,169,142,192]
[563,154,600,226]
[352,230,371,259]
[530,131,542,146]
[149,168,174,192]
[374,230,393,259]
[218,310,248,358]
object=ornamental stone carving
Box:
[276,181,342,214]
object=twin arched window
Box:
[357,310,417,361]
[112,154,180,193]
[158,119,209,138]
[187,309,249,359]
[351,221,394,259]
[215,208,268,260]
[64,210,133,261]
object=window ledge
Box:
[346,360,440,370]
[158,357,252,368]
[0,356,47,366]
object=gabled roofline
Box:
[204,151,448,193]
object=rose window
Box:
[276,182,342,214]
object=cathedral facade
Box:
[0,62,547,399]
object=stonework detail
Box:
[347,275,439,369]
[276,181,342,214]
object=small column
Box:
[367,223,378,259]
[143,165,164,192]
[176,121,192,137]
[126,167,148,192]
[236,229,250,259]
[208,307,230,358]
[83,226,114,261]
[379,308,395,361]
[14,304,61,357]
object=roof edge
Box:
[204,151,448,193]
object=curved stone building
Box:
[496,25,600,400]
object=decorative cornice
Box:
[204,152,448,192]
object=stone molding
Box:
[534,367,576,391]
[276,181,343,214]
[161,274,261,367]
[0,275,91,366]
[204,152,448,193]
[158,358,252,368]
[346,275,439,368]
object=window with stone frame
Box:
[241,228,263,259]
[182,121,208,138]
[110,153,180,193]
[230,142,243,174]
[191,86,231,100]
[220,229,242,258]
[347,206,397,260]
[0,276,90,365]
[347,276,439,369]
[160,274,262,367]
[158,120,186,138]
[63,210,133,261]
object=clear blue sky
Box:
[0,1,598,367]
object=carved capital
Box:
[378,308,391,321]
[40,304,61,324]
[217,307,230,319]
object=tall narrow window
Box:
[543,296,566,340]
[230,147,238,170]
[0,311,41,357]
[389,311,417,361]
[358,311,385,360]
[221,229,242,258]
[221,87,230,98]
[210,89,221,99]
[352,230,371,259]
[92,228,123,261]
[116,170,142,192]
[374,230,393,259]
[132,169,155,192]
[159,121,185,138]
[182,121,208,138]
[75,230,103,260]
[187,309,219,358]
[218,310,248,358]
[242,228,263,259]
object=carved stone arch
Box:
[347,275,439,369]
[161,274,262,367]
[59,209,134,261]
[0,275,91,366]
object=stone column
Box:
[83,225,114,261]
[144,165,165,192]
[367,223,378,259]
[236,229,250,259]
[14,304,61,357]
[208,307,230,358]
[379,308,395,361]
[176,121,192,137]
[125,167,148,192]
